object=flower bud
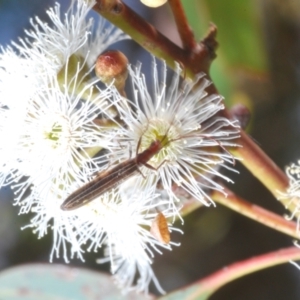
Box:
[95,50,128,92]
[140,0,167,8]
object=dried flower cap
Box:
[140,0,168,8]
[150,212,170,244]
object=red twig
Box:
[213,187,298,239]
[168,0,198,51]
[233,130,289,197]
[160,247,300,299]
[93,0,218,76]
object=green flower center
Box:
[47,122,62,142]
[140,119,181,166]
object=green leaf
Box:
[182,0,267,105]
[0,264,155,300]
[183,0,267,71]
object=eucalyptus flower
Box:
[0,0,125,259]
[13,70,117,213]
[0,0,127,208]
[17,0,127,76]
[279,161,300,233]
[111,59,240,215]
[76,179,180,294]
[25,174,180,293]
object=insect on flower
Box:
[61,59,240,212]
[60,130,172,211]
